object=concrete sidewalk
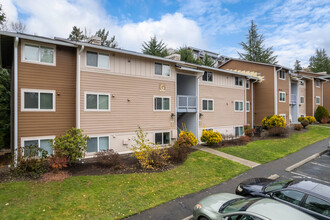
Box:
[126,137,330,220]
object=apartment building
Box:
[0,31,257,159]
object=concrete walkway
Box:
[193,145,260,168]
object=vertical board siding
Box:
[299,81,307,117]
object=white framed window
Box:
[299,80,305,86]
[279,92,286,102]
[155,63,171,77]
[85,92,110,111]
[21,136,55,157]
[86,136,109,153]
[279,70,285,80]
[234,101,243,112]
[316,96,320,105]
[300,96,305,104]
[235,126,243,136]
[315,79,321,88]
[154,96,170,111]
[301,114,305,117]
[246,80,250,89]
[21,89,55,112]
[235,77,243,86]
[279,114,286,122]
[246,101,250,112]
[202,71,213,82]
[202,99,214,111]
[23,43,55,65]
[154,132,170,145]
[86,51,110,69]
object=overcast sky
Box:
[2,0,330,67]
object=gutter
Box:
[14,37,19,167]
[76,45,84,129]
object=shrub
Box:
[179,130,198,146]
[201,129,222,145]
[239,135,250,143]
[298,117,304,122]
[305,116,316,124]
[321,117,330,124]
[95,149,123,169]
[130,126,170,169]
[168,136,192,163]
[294,124,303,131]
[244,125,255,137]
[262,115,286,129]
[267,127,288,137]
[314,106,330,123]
[51,128,89,163]
[48,155,69,172]
[301,119,309,129]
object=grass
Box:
[218,126,330,164]
[0,151,249,219]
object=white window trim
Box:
[234,100,244,112]
[154,62,171,77]
[201,99,214,112]
[300,96,305,104]
[154,131,171,145]
[86,135,110,154]
[279,114,286,122]
[21,89,56,112]
[202,71,214,83]
[84,92,111,112]
[21,136,55,157]
[235,76,243,87]
[234,126,244,136]
[21,41,56,66]
[246,101,250,112]
[316,96,321,105]
[246,80,250,89]
[315,80,321,88]
[279,91,286,103]
[279,70,286,80]
[153,96,171,112]
[86,51,110,69]
[300,114,306,117]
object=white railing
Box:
[177,95,197,112]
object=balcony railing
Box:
[291,94,297,105]
[177,95,197,112]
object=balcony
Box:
[291,94,297,105]
[177,95,197,112]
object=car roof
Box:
[287,180,330,201]
[247,198,316,220]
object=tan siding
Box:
[324,81,330,111]
[306,80,313,116]
[298,81,306,117]
[277,71,290,122]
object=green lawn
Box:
[0,151,249,219]
[218,126,330,164]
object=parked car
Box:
[193,193,316,220]
[235,178,330,220]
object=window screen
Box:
[87,137,98,152]
[87,51,98,67]
[24,92,38,109]
[24,44,39,61]
[40,93,53,109]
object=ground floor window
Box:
[154,97,170,111]
[279,114,286,122]
[87,136,109,152]
[22,137,54,157]
[155,132,170,145]
[316,96,320,105]
[235,126,243,136]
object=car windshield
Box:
[220,198,260,214]
[264,180,293,193]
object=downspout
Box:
[244,78,247,125]
[274,67,281,115]
[14,37,19,167]
[321,81,323,106]
[196,72,203,141]
[251,80,256,128]
[76,45,84,129]
[312,79,315,114]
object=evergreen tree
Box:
[68,26,85,41]
[95,28,118,48]
[294,60,302,71]
[0,4,6,26]
[238,20,277,64]
[0,68,11,149]
[201,54,214,67]
[178,47,201,64]
[142,36,169,57]
[309,49,330,74]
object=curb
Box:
[285,149,328,172]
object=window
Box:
[300,80,305,86]
[246,101,250,112]
[279,70,285,80]
[154,97,170,111]
[155,132,170,145]
[272,190,305,206]
[22,89,55,111]
[86,136,109,153]
[279,92,286,102]
[246,80,250,89]
[154,63,170,76]
[301,114,305,117]
[202,99,214,111]
[300,96,305,104]
[302,195,330,217]
[279,114,286,122]
[202,71,213,82]
[235,77,243,86]
[22,137,54,157]
[315,79,321,87]
[23,44,55,65]
[234,101,243,112]
[85,93,110,111]
[86,51,110,68]
[316,96,320,105]
[235,126,243,136]
[224,214,262,220]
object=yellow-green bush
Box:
[201,129,223,145]
[262,115,286,129]
[298,116,316,124]
[179,130,198,146]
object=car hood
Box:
[199,193,243,212]
[240,178,273,193]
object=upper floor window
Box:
[279,70,285,80]
[202,71,213,82]
[22,89,55,111]
[85,93,110,111]
[235,77,243,86]
[155,63,170,76]
[279,92,286,102]
[246,80,250,89]
[315,79,321,87]
[23,44,55,65]
[154,97,170,111]
[246,101,250,112]
[300,96,305,104]
[202,99,214,111]
[316,96,320,105]
[86,51,110,68]
[234,101,243,112]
